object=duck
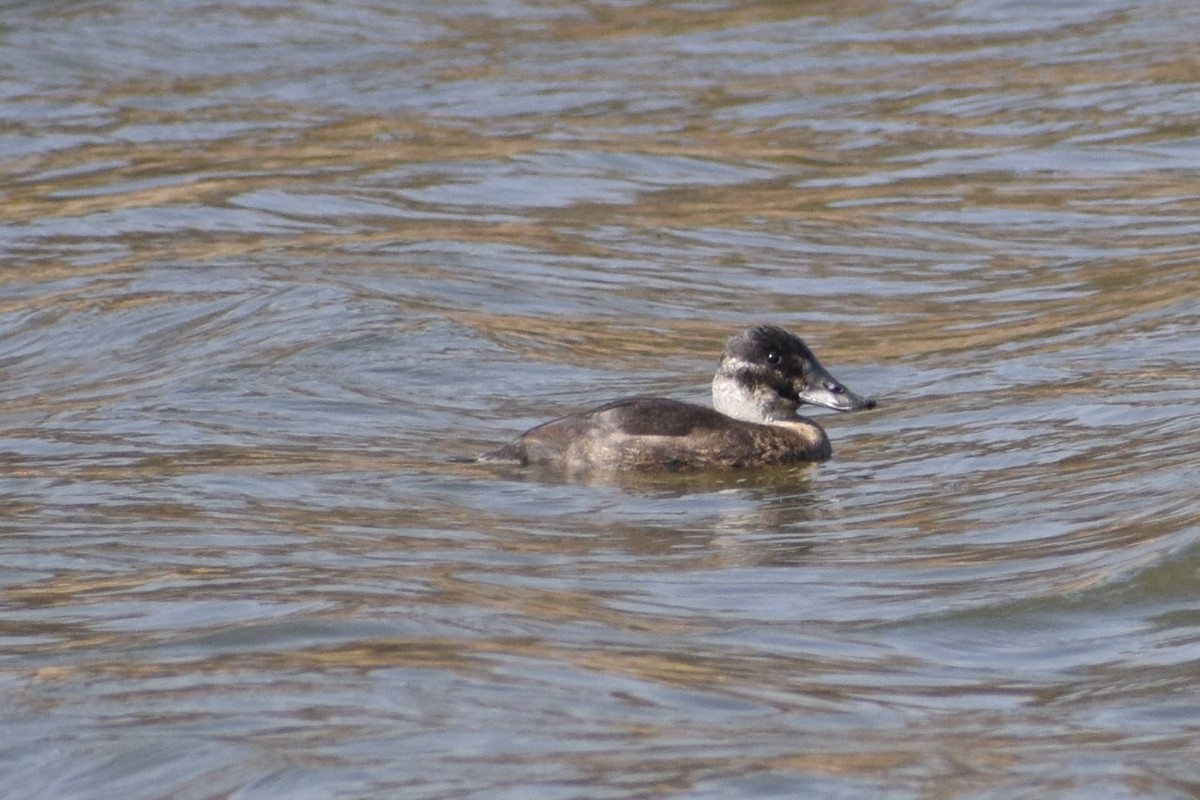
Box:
[479,325,876,472]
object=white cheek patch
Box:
[712,357,800,423]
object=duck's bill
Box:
[797,365,877,412]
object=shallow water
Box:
[3,0,1200,797]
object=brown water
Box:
[3,1,1200,797]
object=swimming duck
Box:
[480,325,876,471]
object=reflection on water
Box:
[3,0,1200,797]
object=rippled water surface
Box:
[4,1,1200,797]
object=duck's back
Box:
[482,397,831,471]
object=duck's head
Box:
[712,325,876,423]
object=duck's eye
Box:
[766,351,781,365]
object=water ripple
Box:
[3,1,1200,798]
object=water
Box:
[3,0,1200,797]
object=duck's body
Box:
[481,325,875,472]
[484,396,832,471]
